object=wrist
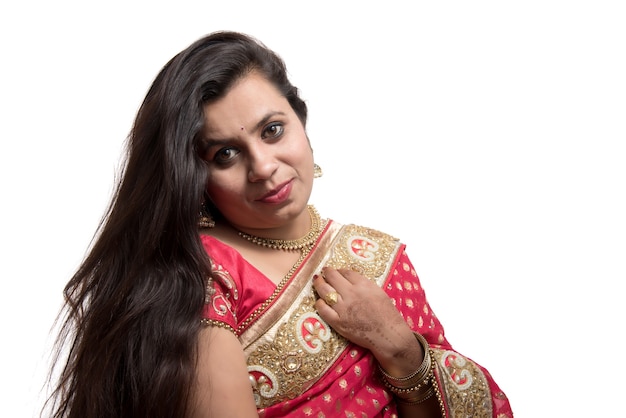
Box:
[375,329,425,377]
[378,333,436,404]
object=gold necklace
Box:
[236,205,323,251]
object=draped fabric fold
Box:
[201,221,512,417]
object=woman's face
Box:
[201,72,314,231]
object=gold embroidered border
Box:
[431,347,493,417]
[241,222,402,408]
[325,224,400,285]
[246,296,346,406]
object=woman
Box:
[48,31,512,417]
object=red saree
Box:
[201,220,512,417]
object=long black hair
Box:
[47,31,308,418]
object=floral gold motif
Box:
[245,225,401,408]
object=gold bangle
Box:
[395,384,436,405]
[378,333,431,389]
[387,347,436,402]
[382,373,431,395]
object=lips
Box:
[256,180,293,204]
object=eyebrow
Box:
[253,110,287,132]
[204,110,287,146]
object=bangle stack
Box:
[378,333,436,405]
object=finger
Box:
[335,268,370,285]
[320,267,350,292]
[322,290,340,307]
[312,274,342,306]
[312,273,336,295]
[314,298,340,323]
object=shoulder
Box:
[325,220,407,278]
[329,219,402,245]
[200,233,238,256]
[200,234,252,272]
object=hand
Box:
[312,267,418,362]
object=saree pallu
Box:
[201,220,512,417]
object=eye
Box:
[261,122,284,140]
[213,147,240,164]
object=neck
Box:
[235,205,323,251]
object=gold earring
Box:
[198,205,215,228]
[313,163,323,178]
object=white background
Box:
[1,1,624,417]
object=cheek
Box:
[205,173,240,202]
[288,135,314,168]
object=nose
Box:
[247,146,278,182]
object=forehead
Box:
[203,73,288,132]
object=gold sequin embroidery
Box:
[245,224,401,408]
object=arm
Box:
[190,326,258,418]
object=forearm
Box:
[371,324,425,376]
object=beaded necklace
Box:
[236,205,322,251]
